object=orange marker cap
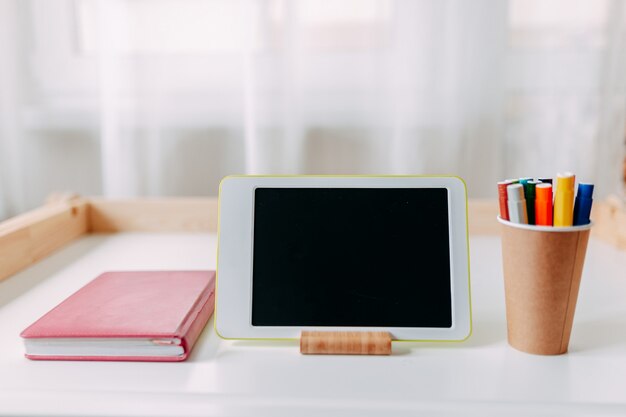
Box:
[535,183,553,226]
[536,183,552,201]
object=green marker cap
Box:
[523,180,541,199]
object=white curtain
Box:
[1,0,625,219]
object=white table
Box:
[1,233,625,416]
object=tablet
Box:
[215,176,471,341]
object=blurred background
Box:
[1,0,625,220]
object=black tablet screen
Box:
[251,188,452,327]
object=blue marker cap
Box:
[577,183,594,199]
[573,182,594,226]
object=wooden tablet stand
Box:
[300,331,392,355]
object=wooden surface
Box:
[591,197,626,250]
[468,199,500,235]
[300,331,392,355]
[0,197,88,282]
[89,198,219,233]
[87,198,499,235]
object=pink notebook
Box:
[21,271,215,362]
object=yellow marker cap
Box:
[554,172,575,227]
[555,172,575,190]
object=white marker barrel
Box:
[507,183,528,224]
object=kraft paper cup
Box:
[498,217,592,355]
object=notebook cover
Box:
[21,270,216,362]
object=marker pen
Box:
[554,172,575,227]
[498,180,514,221]
[535,183,553,226]
[523,180,541,225]
[573,183,594,226]
[507,183,528,224]
[538,178,553,185]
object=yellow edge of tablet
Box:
[213,174,473,343]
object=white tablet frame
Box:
[215,175,472,341]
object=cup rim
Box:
[497,216,593,232]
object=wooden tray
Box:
[1,194,625,282]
